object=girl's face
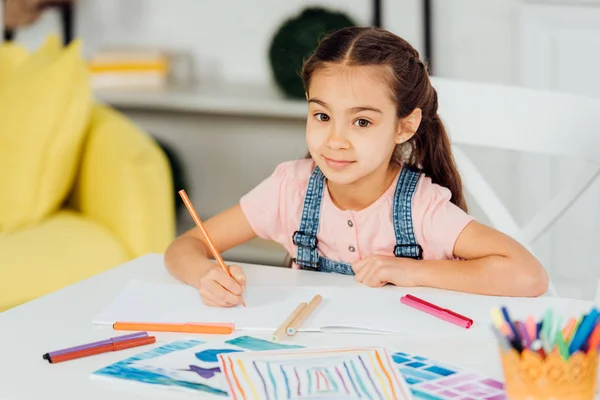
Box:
[306,64,403,186]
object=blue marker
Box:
[568,307,600,355]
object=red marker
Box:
[48,336,156,363]
[400,294,473,329]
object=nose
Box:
[326,122,349,150]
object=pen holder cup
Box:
[499,347,598,400]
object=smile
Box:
[323,156,355,169]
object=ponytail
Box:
[411,114,467,212]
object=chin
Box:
[317,162,361,185]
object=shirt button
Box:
[348,246,356,252]
[347,220,354,227]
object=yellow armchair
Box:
[0,104,175,312]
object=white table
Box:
[0,253,594,399]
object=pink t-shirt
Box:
[240,159,474,267]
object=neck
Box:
[327,163,400,211]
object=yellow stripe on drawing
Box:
[369,352,391,399]
[237,359,260,400]
[375,350,398,400]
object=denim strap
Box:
[392,167,423,259]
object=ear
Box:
[396,108,422,144]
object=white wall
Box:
[13,0,423,86]
[12,0,520,85]
[433,0,517,84]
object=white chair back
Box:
[433,77,600,298]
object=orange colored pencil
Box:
[178,190,246,307]
[113,321,234,335]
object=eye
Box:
[354,119,371,128]
[315,113,330,122]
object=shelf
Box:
[94,82,308,119]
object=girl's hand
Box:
[198,264,246,307]
[352,255,417,288]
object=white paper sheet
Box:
[93,280,595,338]
[93,280,341,331]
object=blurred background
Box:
[1,0,599,311]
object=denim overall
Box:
[292,166,423,275]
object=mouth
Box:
[323,156,355,169]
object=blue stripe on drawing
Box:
[405,362,427,368]
[404,377,422,385]
[195,348,241,362]
[226,336,302,351]
[281,365,291,400]
[413,356,427,361]
[343,361,362,398]
[267,362,278,398]
[351,359,373,400]
[308,369,313,394]
[410,388,446,400]
[395,352,409,356]
[423,365,455,376]
[324,368,338,392]
[92,339,228,396]
[399,367,440,381]
[392,355,411,364]
[253,361,270,400]
[359,355,383,400]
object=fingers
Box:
[351,258,367,275]
[200,279,241,307]
[199,266,244,307]
[353,259,385,287]
[211,267,243,295]
[353,260,370,283]
[201,285,239,308]
[229,265,246,290]
[360,267,382,287]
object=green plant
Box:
[268,7,357,99]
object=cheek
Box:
[354,129,396,158]
[305,122,325,149]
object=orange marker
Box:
[587,323,600,352]
[179,189,246,307]
[113,322,235,335]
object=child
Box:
[165,27,548,307]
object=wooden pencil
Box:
[272,302,307,342]
[178,189,246,307]
[287,295,322,335]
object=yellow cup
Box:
[499,347,598,400]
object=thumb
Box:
[229,265,246,289]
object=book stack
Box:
[88,49,169,90]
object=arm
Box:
[353,221,549,297]
[402,221,548,297]
[164,203,257,292]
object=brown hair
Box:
[301,27,467,212]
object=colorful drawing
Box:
[91,336,301,396]
[92,336,505,399]
[219,347,413,400]
[392,351,505,400]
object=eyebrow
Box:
[308,98,382,114]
